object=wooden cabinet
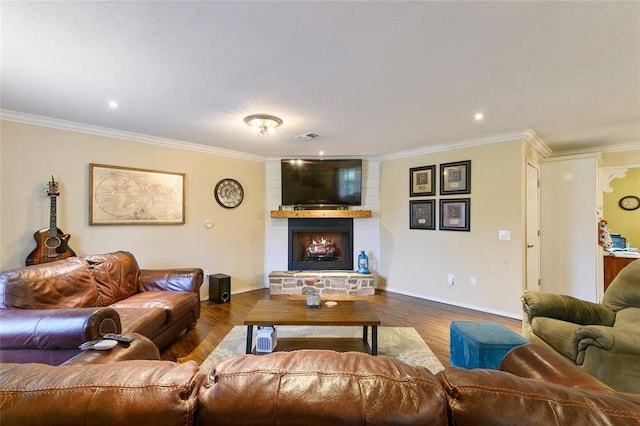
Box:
[604,255,637,291]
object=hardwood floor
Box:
[160,289,522,367]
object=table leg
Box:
[371,326,378,356]
[246,325,253,354]
[363,325,369,345]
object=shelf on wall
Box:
[270,210,372,219]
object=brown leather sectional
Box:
[0,251,203,364]
[1,340,639,425]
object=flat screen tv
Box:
[281,159,362,207]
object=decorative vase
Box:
[357,250,369,274]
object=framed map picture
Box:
[89,163,185,225]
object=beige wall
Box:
[0,121,266,298]
[379,140,525,317]
[603,167,640,248]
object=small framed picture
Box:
[439,198,470,231]
[440,160,471,195]
[410,165,436,197]
[410,200,436,230]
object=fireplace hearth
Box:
[288,218,353,271]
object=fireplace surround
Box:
[288,218,353,271]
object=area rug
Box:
[200,326,444,374]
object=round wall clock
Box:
[215,178,244,209]
[619,195,640,211]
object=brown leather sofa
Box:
[2,342,639,425]
[0,251,203,365]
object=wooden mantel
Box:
[270,209,372,218]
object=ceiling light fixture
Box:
[474,112,484,121]
[243,114,283,135]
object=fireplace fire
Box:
[306,238,336,260]
[288,218,353,271]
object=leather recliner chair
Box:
[521,259,640,393]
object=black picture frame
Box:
[440,160,471,195]
[410,200,436,230]
[439,198,470,231]
[410,165,436,197]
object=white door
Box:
[526,161,541,291]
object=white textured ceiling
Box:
[2,1,639,157]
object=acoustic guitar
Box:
[26,176,77,266]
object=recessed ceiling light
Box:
[318,151,324,156]
[474,112,484,121]
[108,101,120,109]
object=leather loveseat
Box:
[0,251,203,365]
[521,258,640,393]
[2,340,639,425]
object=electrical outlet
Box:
[447,274,454,286]
[204,269,210,278]
[470,276,477,286]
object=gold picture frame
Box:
[89,163,185,225]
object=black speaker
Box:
[209,274,231,304]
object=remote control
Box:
[93,340,118,350]
[79,340,100,350]
[102,333,134,343]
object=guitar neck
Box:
[49,195,58,236]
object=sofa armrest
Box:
[521,290,615,326]
[62,333,160,365]
[574,326,640,363]
[498,343,615,393]
[437,366,640,425]
[139,268,203,293]
[0,307,120,350]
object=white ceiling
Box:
[2,1,639,158]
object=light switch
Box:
[498,230,511,240]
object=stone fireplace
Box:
[288,218,353,271]
[268,211,376,297]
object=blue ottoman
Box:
[450,321,529,369]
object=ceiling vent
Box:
[293,132,319,141]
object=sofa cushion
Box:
[110,290,199,324]
[114,307,166,337]
[531,317,582,361]
[613,307,640,333]
[0,361,204,426]
[602,259,640,312]
[438,367,640,426]
[198,350,449,426]
[0,257,99,309]
[85,251,140,305]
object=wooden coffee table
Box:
[244,299,381,355]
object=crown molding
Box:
[3,109,635,162]
[0,109,264,162]
[522,129,552,158]
[379,129,549,161]
[547,141,640,157]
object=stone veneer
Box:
[269,271,376,296]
